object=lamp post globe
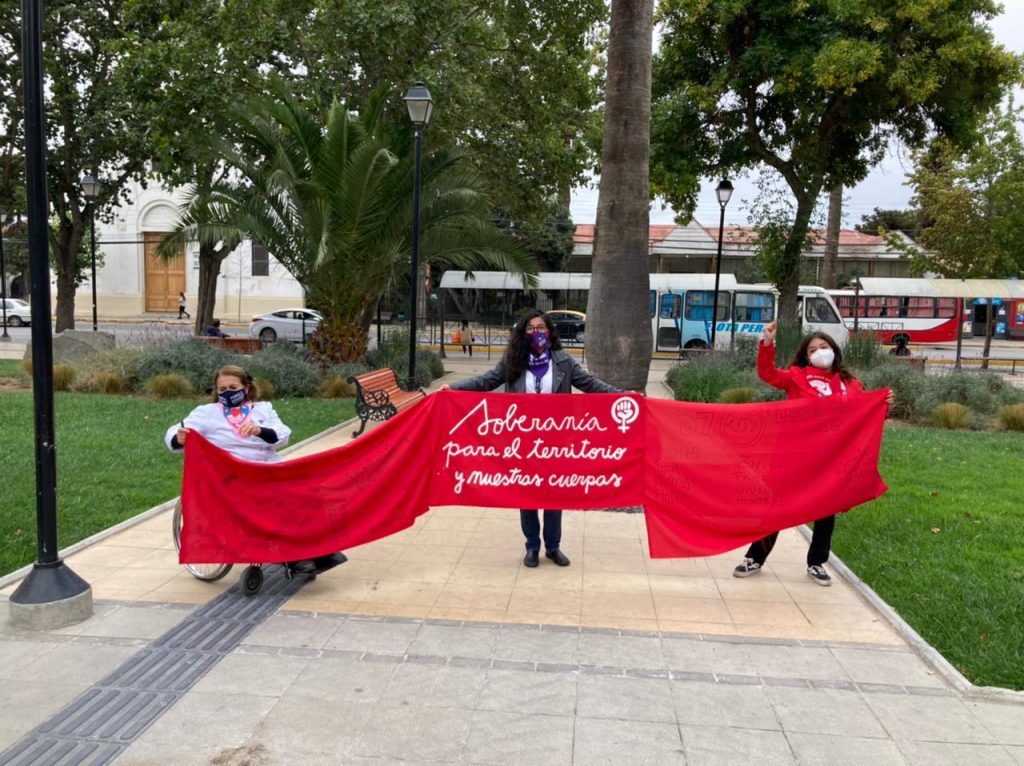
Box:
[80,174,101,331]
[710,179,733,349]
[402,82,433,388]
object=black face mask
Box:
[218,388,247,408]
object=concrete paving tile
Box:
[581,590,657,620]
[504,610,580,627]
[576,674,676,723]
[416,516,479,532]
[351,602,432,619]
[458,544,523,567]
[1009,745,1024,765]
[829,646,946,689]
[384,559,457,583]
[680,723,797,765]
[257,696,369,759]
[781,578,865,604]
[279,598,362,614]
[447,563,519,588]
[582,552,648,573]
[714,577,797,603]
[577,632,666,671]
[66,544,149,568]
[580,615,661,633]
[434,583,512,611]
[661,636,756,676]
[63,604,191,640]
[191,652,311,696]
[241,613,341,652]
[645,556,713,577]
[725,599,811,627]
[653,595,734,623]
[20,641,140,686]
[800,601,891,628]
[582,571,653,594]
[0,678,91,735]
[344,542,405,563]
[508,587,582,614]
[646,574,720,599]
[494,624,579,665]
[671,680,781,730]
[286,654,397,702]
[380,662,486,709]
[865,694,997,743]
[429,607,510,623]
[357,579,443,607]
[126,690,278,749]
[743,643,851,681]
[965,699,1024,746]
[406,622,499,659]
[322,617,421,655]
[787,732,908,765]
[464,710,574,766]
[573,717,684,765]
[766,686,888,738]
[583,535,638,554]
[514,564,584,590]
[287,576,378,603]
[117,739,258,766]
[0,727,23,753]
[477,667,578,716]
[0,638,61,678]
[896,739,1019,766]
[353,704,472,761]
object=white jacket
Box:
[164,401,291,463]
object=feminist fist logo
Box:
[611,397,640,433]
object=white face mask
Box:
[809,348,835,370]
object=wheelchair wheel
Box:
[241,565,264,596]
[171,499,233,582]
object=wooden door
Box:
[144,232,185,312]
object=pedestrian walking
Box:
[178,292,190,320]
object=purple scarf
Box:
[527,348,551,382]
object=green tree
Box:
[856,208,922,239]
[180,88,537,362]
[652,0,1020,324]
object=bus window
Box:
[805,297,841,323]
[733,291,775,323]
[936,298,956,317]
[867,296,898,317]
[660,293,681,319]
[684,290,730,321]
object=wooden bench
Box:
[198,335,262,353]
[347,368,426,437]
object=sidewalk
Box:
[1,358,1021,764]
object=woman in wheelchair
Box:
[165,364,345,576]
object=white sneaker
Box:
[733,558,763,578]
[807,564,832,586]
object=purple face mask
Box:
[528,330,548,353]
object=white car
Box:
[249,308,322,342]
[0,298,31,327]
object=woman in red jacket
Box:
[733,321,892,586]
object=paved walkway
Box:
[1,358,1021,765]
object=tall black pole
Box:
[89,204,98,331]
[954,297,964,371]
[10,0,91,620]
[710,202,726,349]
[407,127,423,388]
[0,219,9,341]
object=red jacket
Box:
[757,341,863,400]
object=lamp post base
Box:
[8,560,93,631]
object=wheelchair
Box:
[171,500,344,596]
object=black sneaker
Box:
[733,557,763,578]
[807,564,832,586]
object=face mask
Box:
[809,348,835,370]
[218,388,247,408]
[528,330,548,353]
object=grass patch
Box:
[0,359,24,378]
[835,425,1024,690]
[0,391,354,576]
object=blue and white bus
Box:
[438,271,848,352]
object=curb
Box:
[797,524,1024,703]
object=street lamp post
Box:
[403,82,433,389]
[710,179,734,349]
[80,174,101,331]
[0,206,9,341]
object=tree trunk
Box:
[585,0,654,391]
[774,194,816,361]
[981,303,994,370]
[822,184,842,289]
[194,243,227,335]
[52,223,85,332]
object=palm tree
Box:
[182,87,535,362]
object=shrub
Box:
[320,376,355,398]
[844,330,883,371]
[859,363,928,421]
[931,402,971,430]
[246,344,318,397]
[52,364,75,391]
[95,372,124,394]
[20,359,32,376]
[322,361,371,382]
[997,404,1024,431]
[71,347,146,392]
[253,378,276,400]
[667,352,761,403]
[137,339,235,393]
[718,387,758,404]
[365,329,412,370]
[917,372,1000,417]
[145,374,193,398]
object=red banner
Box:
[179,390,888,563]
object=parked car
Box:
[546,309,586,343]
[0,298,31,327]
[249,308,322,342]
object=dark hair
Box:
[211,365,259,402]
[211,318,221,327]
[503,309,563,384]
[790,332,854,381]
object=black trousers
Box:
[744,514,836,567]
[520,509,562,552]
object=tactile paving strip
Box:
[0,566,305,766]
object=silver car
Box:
[248,308,322,342]
[0,298,31,327]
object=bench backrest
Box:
[355,368,403,395]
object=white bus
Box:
[439,271,848,352]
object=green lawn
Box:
[0,390,353,577]
[835,425,1024,690]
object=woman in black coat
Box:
[449,309,621,568]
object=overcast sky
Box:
[570,6,1024,229]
